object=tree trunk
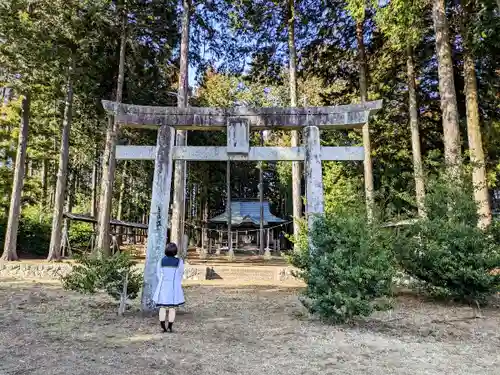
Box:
[48,60,74,261]
[96,7,127,256]
[195,185,202,247]
[461,2,492,228]
[1,93,30,261]
[189,184,193,244]
[432,0,461,179]
[116,160,127,247]
[1,87,12,107]
[117,160,127,221]
[24,159,29,179]
[356,17,375,221]
[171,0,191,256]
[40,158,48,217]
[74,170,80,195]
[49,159,56,207]
[202,188,209,249]
[135,190,140,223]
[61,171,75,257]
[226,160,233,258]
[259,132,265,255]
[91,147,99,219]
[27,160,33,177]
[288,0,302,248]
[406,45,426,218]
[118,271,129,316]
[67,172,75,228]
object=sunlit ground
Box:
[0,279,498,375]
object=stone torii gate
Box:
[102,99,382,310]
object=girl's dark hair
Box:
[165,242,178,257]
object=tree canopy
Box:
[1,0,499,258]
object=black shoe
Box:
[167,322,173,332]
[160,321,167,332]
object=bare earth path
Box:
[0,279,498,375]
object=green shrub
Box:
[0,205,95,257]
[17,217,51,257]
[68,221,94,252]
[0,206,51,257]
[62,251,143,312]
[297,213,395,323]
[284,218,310,276]
[394,177,500,305]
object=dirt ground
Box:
[0,279,499,375]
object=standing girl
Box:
[153,242,185,332]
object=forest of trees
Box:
[0,0,499,261]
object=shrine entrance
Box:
[102,99,382,310]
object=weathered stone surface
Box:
[304,126,325,256]
[227,119,250,154]
[141,124,175,311]
[182,265,206,281]
[103,99,383,117]
[304,126,325,223]
[0,262,417,287]
[0,262,207,281]
[0,262,70,280]
[116,145,156,160]
[118,145,364,162]
[102,100,382,130]
[321,146,364,161]
[277,267,301,282]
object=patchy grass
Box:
[0,279,499,375]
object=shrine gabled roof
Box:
[209,200,286,226]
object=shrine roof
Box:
[209,200,286,226]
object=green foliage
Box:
[0,99,20,213]
[394,177,500,305]
[0,0,499,265]
[62,251,142,302]
[346,0,367,22]
[0,206,51,257]
[323,161,364,215]
[0,206,91,258]
[284,218,310,274]
[293,212,395,323]
[17,208,51,257]
[374,0,427,50]
[68,221,94,252]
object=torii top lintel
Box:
[101,99,382,131]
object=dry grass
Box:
[0,279,499,375]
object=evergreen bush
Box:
[62,251,143,313]
[394,177,500,305]
[68,221,94,252]
[285,218,310,276]
[0,206,94,257]
[294,212,395,323]
[0,207,51,257]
